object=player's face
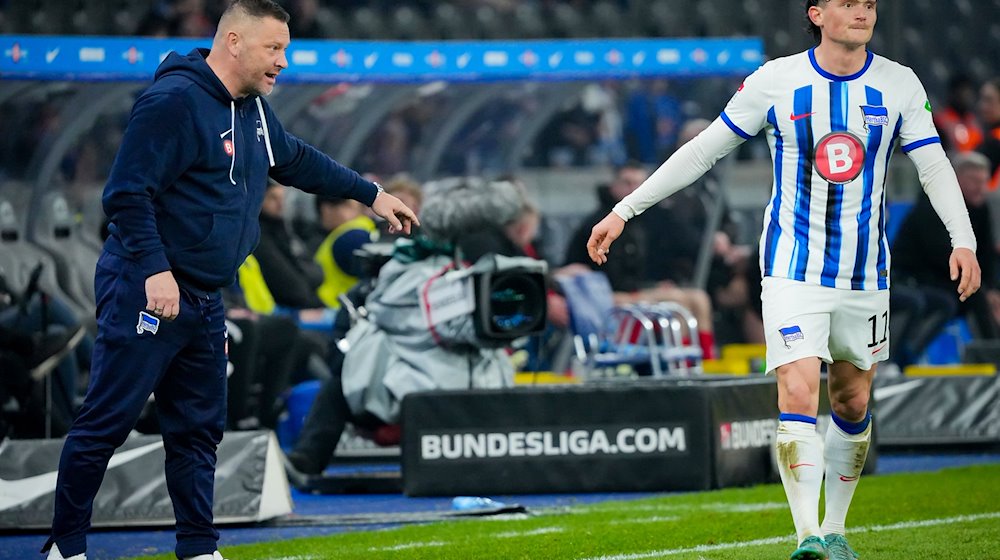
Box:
[236,16,289,97]
[816,0,877,49]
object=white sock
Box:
[821,414,872,536]
[776,418,825,544]
[47,544,86,560]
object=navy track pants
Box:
[48,250,227,559]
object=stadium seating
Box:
[556,271,703,378]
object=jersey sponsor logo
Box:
[778,325,804,348]
[860,105,889,130]
[136,311,160,335]
[223,138,234,156]
[789,111,815,121]
[815,131,865,184]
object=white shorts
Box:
[761,277,890,374]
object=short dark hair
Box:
[225,0,289,23]
[805,0,827,43]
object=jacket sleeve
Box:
[103,92,197,278]
[260,99,379,206]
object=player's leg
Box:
[153,293,227,560]
[775,358,827,558]
[46,252,177,559]
[821,288,887,559]
[762,278,833,558]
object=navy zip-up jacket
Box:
[103,48,378,292]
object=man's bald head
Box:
[215,0,289,41]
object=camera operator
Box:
[285,179,545,482]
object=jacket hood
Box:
[155,48,234,103]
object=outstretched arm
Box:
[587,118,745,264]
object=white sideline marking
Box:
[580,512,1000,560]
[610,516,681,525]
[495,527,565,538]
[370,540,447,552]
[573,501,786,514]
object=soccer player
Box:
[42,2,417,560]
[586,1,980,558]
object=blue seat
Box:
[556,271,701,377]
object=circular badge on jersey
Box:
[223,139,234,157]
[814,131,865,184]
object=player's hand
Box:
[586,212,626,265]
[145,270,180,320]
[371,191,419,235]
[949,247,981,302]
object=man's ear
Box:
[226,30,241,57]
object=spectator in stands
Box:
[287,0,324,39]
[933,75,983,153]
[892,151,999,363]
[624,79,684,164]
[313,195,377,309]
[284,179,520,482]
[0,324,85,439]
[221,277,317,430]
[640,119,752,340]
[564,161,717,358]
[43,2,418,559]
[976,78,1000,191]
[255,181,326,309]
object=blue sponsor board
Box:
[1,36,763,83]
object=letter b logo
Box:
[815,131,865,184]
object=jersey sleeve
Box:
[719,63,771,140]
[898,70,942,154]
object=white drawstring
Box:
[218,101,237,186]
[255,97,275,167]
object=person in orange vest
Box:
[933,75,983,153]
[976,78,1000,190]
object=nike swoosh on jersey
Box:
[0,440,164,511]
[790,112,816,121]
[871,344,887,355]
[789,463,815,469]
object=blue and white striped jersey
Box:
[721,49,940,291]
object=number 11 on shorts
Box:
[867,311,888,348]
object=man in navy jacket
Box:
[43,2,418,559]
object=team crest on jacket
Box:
[137,311,160,335]
[223,138,234,156]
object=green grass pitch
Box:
[137,464,1000,559]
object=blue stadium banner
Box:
[1,35,763,83]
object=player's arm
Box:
[900,72,980,301]
[588,66,770,264]
[907,143,980,301]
